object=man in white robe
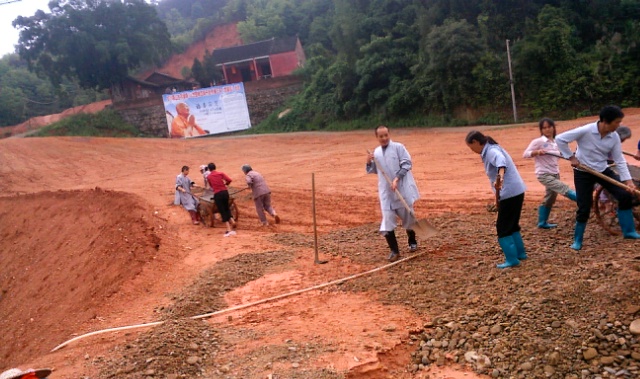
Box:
[366,125,420,262]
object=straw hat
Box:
[0,368,52,379]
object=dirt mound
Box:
[0,188,164,367]
[99,319,219,379]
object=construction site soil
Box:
[1,113,640,379]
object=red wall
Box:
[269,51,301,77]
[223,66,243,83]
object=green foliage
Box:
[181,66,192,79]
[14,0,172,90]
[164,8,194,36]
[190,51,224,87]
[236,0,287,42]
[421,19,485,113]
[30,109,138,137]
[0,53,108,127]
[191,17,219,41]
[234,0,640,130]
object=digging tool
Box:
[312,173,328,264]
[229,187,250,196]
[623,151,639,159]
[546,152,640,197]
[368,150,438,239]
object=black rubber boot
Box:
[384,231,400,262]
[406,229,417,251]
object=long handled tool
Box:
[368,151,438,239]
[229,187,250,196]
[623,151,639,159]
[312,173,328,264]
[546,152,640,197]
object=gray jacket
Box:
[245,171,271,198]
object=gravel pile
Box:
[276,205,640,378]
[99,319,219,378]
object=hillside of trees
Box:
[4,0,640,130]
[161,0,640,129]
[0,54,109,127]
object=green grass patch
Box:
[30,109,138,137]
[249,107,480,134]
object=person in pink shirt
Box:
[523,118,577,229]
[206,162,237,236]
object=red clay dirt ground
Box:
[1,111,640,379]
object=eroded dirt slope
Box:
[0,189,174,365]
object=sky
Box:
[0,0,52,56]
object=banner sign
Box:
[162,83,252,138]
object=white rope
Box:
[51,251,427,352]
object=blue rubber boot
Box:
[570,222,587,250]
[618,209,640,239]
[565,190,577,202]
[497,236,520,269]
[537,206,557,229]
[512,231,527,260]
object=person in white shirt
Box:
[523,118,577,229]
[556,105,640,250]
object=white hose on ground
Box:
[51,250,428,352]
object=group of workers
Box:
[173,106,639,263]
[369,105,640,266]
[174,163,280,236]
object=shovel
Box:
[546,152,640,197]
[368,151,438,239]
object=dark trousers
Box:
[496,193,524,237]
[574,168,633,223]
[213,190,233,222]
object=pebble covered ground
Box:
[96,203,640,378]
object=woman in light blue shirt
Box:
[556,105,640,250]
[466,131,527,269]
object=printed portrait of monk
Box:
[170,102,207,138]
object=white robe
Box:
[367,140,420,211]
